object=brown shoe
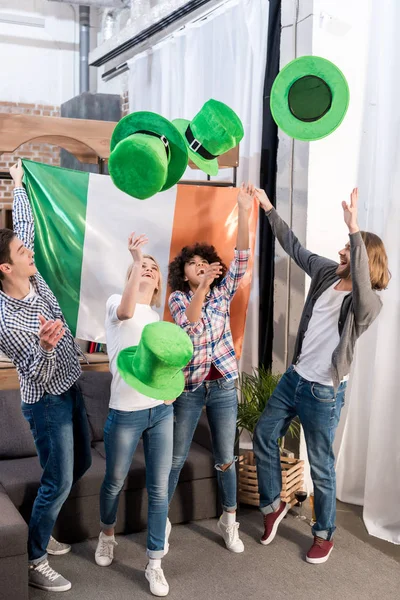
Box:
[306,536,334,564]
[260,501,290,545]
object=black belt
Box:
[135,130,170,159]
[185,126,218,161]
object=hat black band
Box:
[135,130,170,159]
[185,126,218,161]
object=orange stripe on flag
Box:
[163,185,258,359]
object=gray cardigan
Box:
[267,208,382,390]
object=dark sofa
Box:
[0,371,218,600]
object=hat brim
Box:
[111,112,188,190]
[270,56,349,142]
[116,346,185,401]
[173,119,219,176]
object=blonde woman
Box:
[95,233,171,597]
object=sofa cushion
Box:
[0,484,28,558]
[0,389,37,459]
[0,450,107,511]
[77,371,112,442]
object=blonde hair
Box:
[360,231,390,291]
[125,254,162,307]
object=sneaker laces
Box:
[149,567,167,586]
[49,536,64,549]
[34,560,61,582]
[225,522,240,544]
[98,536,117,558]
[313,536,326,547]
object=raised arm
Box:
[9,160,35,251]
[343,188,382,325]
[255,188,336,278]
[116,233,148,321]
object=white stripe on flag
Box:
[76,174,177,342]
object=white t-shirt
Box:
[23,283,37,301]
[295,281,350,386]
[105,294,163,411]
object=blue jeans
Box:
[253,366,346,541]
[21,384,92,563]
[168,379,238,512]
[100,404,173,558]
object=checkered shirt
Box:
[0,187,82,404]
[169,249,250,392]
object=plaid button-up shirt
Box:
[169,249,250,392]
[0,187,82,404]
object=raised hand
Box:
[237,182,255,212]
[128,232,148,263]
[199,262,223,291]
[342,188,359,233]
[10,158,24,187]
[38,315,65,351]
[254,187,273,212]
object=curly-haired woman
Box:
[167,184,254,553]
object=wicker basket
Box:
[238,450,304,508]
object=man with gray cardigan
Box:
[253,187,389,564]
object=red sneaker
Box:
[260,501,290,545]
[306,536,334,564]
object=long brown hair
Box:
[125,254,162,307]
[361,231,390,291]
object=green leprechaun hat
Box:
[108,111,189,200]
[117,321,193,401]
[270,56,349,141]
[173,99,244,176]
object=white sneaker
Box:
[145,564,169,596]
[217,518,245,553]
[95,531,118,567]
[47,536,71,556]
[163,518,172,557]
[28,560,71,592]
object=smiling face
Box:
[140,256,160,289]
[336,242,351,279]
[184,254,209,288]
[0,235,37,281]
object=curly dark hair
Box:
[168,242,227,292]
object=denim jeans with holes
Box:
[168,379,238,512]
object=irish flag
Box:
[22,160,258,358]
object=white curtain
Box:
[127,0,269,372]
[335,0,400,544]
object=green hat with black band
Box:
[173,99,244,176]
[270,56,350,142]
[108,111,188,200]
[117,321,193,401]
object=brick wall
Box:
[0,102,61,201]
[0,95,129,201]
[121,90,129,117]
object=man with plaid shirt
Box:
[167,183,254,555]
[0,160,91,593]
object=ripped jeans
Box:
[168,379,238,511]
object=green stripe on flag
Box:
[22,160,89,337]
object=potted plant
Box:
[236,367,304,507]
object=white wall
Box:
[0,0,100,105]
[274,0,373,373]
[276,0,374,490]
[307,0,373,259]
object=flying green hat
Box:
[108,111,189,200]
[117,321,193,401]
[173,99,244,176]
[270,56,349,141]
